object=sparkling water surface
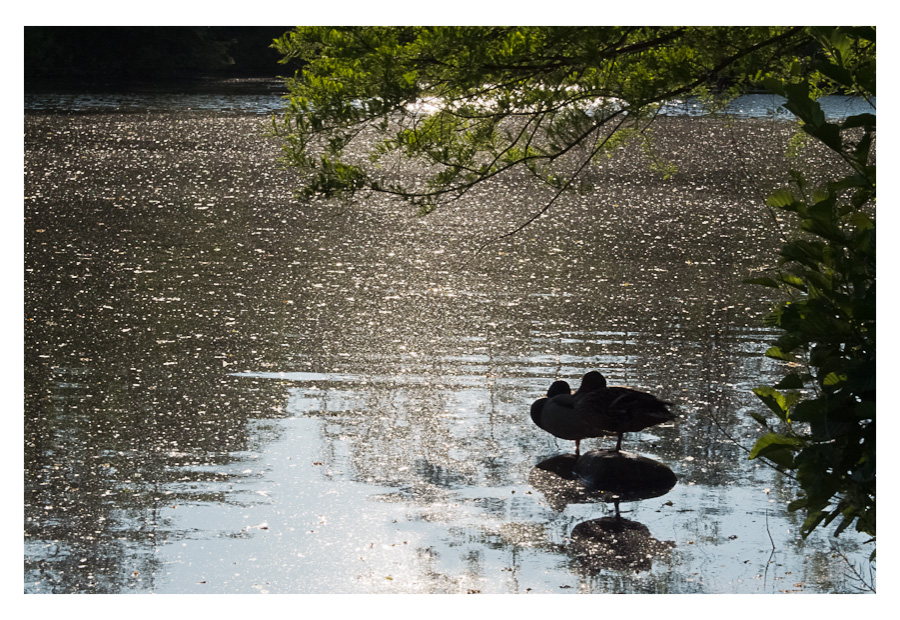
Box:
[24,81,875,594]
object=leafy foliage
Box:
[745,27,875,550]
[270,27,808,210]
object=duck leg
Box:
[575,439,581,456]
[615,433,623,452]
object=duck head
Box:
[547,380,572,398]
[531,380,572,428]
[576,371,608,394]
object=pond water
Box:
[24,78,289,115]
[24,82,875,594]
[25,77,875,120]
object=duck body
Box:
[573,371,674,451]
[531,379,614,455]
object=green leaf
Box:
[743,276,780,288]
[805,121,843,153]
[749,433,800,468]
[783,85,826,127]
[800,510,828,536]
[766,188,796,208]
[787,497,808,512]
[814,60,853,89]
[764,346,794,361]
[808,194,837,223]
[822,372,846,387]
[788,169,807,190]
[849,211,874,232]
[791,399,824,423]
[774,373,807,389]
[749,412,771,428]
[777,273,807,290]
[779,240,825,270]
[752,386,792,421]
[762,76,785,96]
[842,113,876,130]
[833,511,856,536]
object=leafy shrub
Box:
[746,27,875,552]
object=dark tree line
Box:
[25,26,295,84]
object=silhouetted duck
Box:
[531,379,614,456]
[573,371,674,452]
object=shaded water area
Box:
[24,84,875,594]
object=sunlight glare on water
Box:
[24,85,875,594]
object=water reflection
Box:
[570,504,676,574]
[24,106,874,593]
[660,93,875,120]
[527,448,678,575]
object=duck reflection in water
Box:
[530,371,674,455]
[528,453,677,573]
[529,451,677,510]
[569,498,676,574]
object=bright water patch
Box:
[661,94,875,120]
[25,80,874,121]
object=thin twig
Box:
[725,118,784,239]
[461,113,630,265]
[830,541,876,593]
[703,402,798,481]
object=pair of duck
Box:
[530,371,674,456]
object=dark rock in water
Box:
[574,449,676,499]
